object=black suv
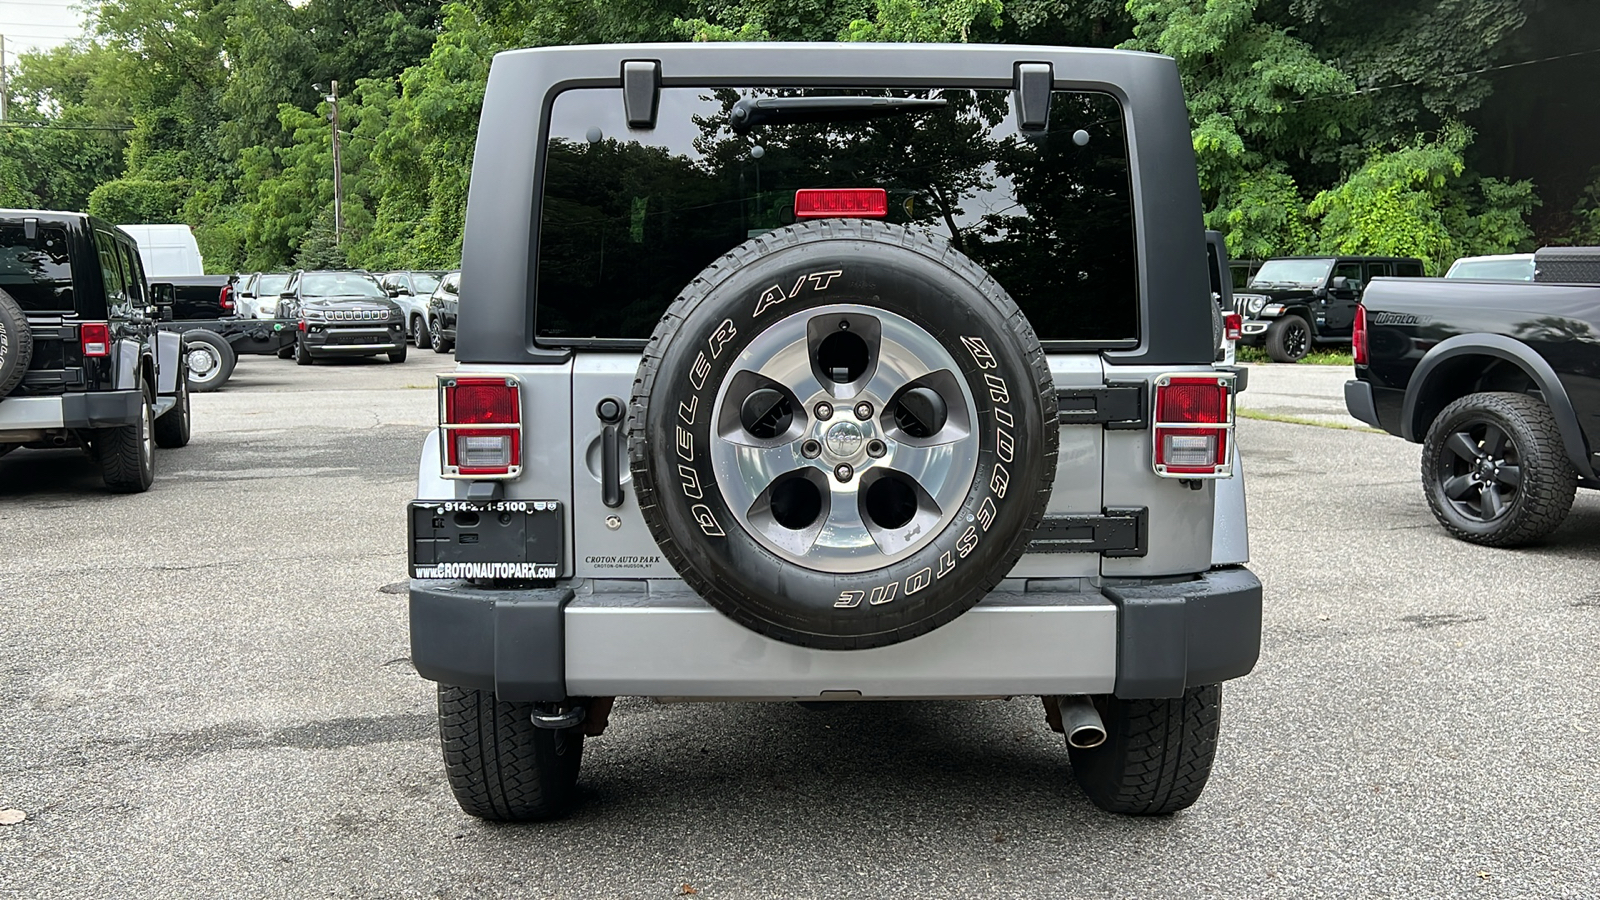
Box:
[1235,255,1424,361]
[279,270,407,365]
[0,210,192,491]
[424,269,459,353]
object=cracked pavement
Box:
[1,358,1598,898]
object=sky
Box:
[0,0,87,58]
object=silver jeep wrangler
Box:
[408,43,1261,820]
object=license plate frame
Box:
[409,499,563,579]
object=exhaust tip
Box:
[1066,725,1107,749]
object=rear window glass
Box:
[536,86,1138,344]
[0,224,76,312]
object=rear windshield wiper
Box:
[730,96,948,134]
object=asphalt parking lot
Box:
[2,358,1598,898]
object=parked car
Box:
[0,209,191,492]
[280,270,407,365]
[1209,232,1244,369]
[378,271,445,348]
[1234,255,1425,362]
[407,44,1261,823]
[250,273,292,319]
[424,270,459,353]
[1345,246,1600,545]
[1444,253,1535,281]
[236,271,292,319]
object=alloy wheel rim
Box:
[1287,322,1308,357]
[708,304,980,573]
[1437,419,1522,522]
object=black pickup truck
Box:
[153,274,296,391]
[1345,246,1600,545]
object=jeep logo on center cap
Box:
[825,421,864,456]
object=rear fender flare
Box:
[1402,333,1594,480]
[155,331,182,395]
[113,338,142,390]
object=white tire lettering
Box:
[708,319,737,359]
[835,590,865,609]
[753,284,787,318]
[984,373,1010,404]
[960,335,997,369]
[678,395,698,425]
[676,426,694,462]
[990,463,1010,499]
[690,352,711,391]
[691,504,725,537]
[956,525,979,558]
[936,551,956,579]
[976,497,996,532]
[996,427,1014,464]
[904,567,933,595]
[678,464,703,500]
[868,582,899,606]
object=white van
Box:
[118,224,205,277]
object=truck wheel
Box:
[295,337,314,366]
[630,220,1058,650]
[153,361,192,449]
[1069,685,1221,816]
[388,343,408,363]
[437,685,582,822]
[431,321,453,353]
[276,342,295,360]
[0,287,35,398]
[98,383,156,493]
[1421,392,1577,546]
[1263,315,1310,363]
[183,330,236,392]
[413,316,434,350]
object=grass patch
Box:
[1236,407,1383,433]
[1237,345,1354,367]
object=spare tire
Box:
[0,287,34,399]
[629,220,1058,650]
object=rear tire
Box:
[1421,392,1577,546]
[437,685,583,821]
[431,321,453,353]
[413,316,433,350]
[153,362,191,449]
[1264,315,1311,363]
[97,383,156,493]
[1069,685,1221,816]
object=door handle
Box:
[596,397,625,509]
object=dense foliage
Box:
[0,0,1586,274]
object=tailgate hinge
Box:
[1026,507,1148,558]
[1056,383,1146,429]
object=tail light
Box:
[80,321,111,357]
[439,375,522,479]
[1152,374,1235,478]
[1353,303,1368,366]
[794,188,889,219]
[1223,312,1242,342]
[220,284,235,312]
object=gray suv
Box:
[408,44,1262,821]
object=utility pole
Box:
[1,35,10,122]
[328,79,343,246]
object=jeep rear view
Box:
[407,44,1262,821]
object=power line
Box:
[0,121,132,131]
[1284,45,1600,107]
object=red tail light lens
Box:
[1353,303,1368,366]
[794,188,889,219]
[440,376,522,478]
[1152,375,1234,477]
[1223,312,1242,342]
[220,284,234,311]
[80,321,111,357]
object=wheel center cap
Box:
[824,421,864,457]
